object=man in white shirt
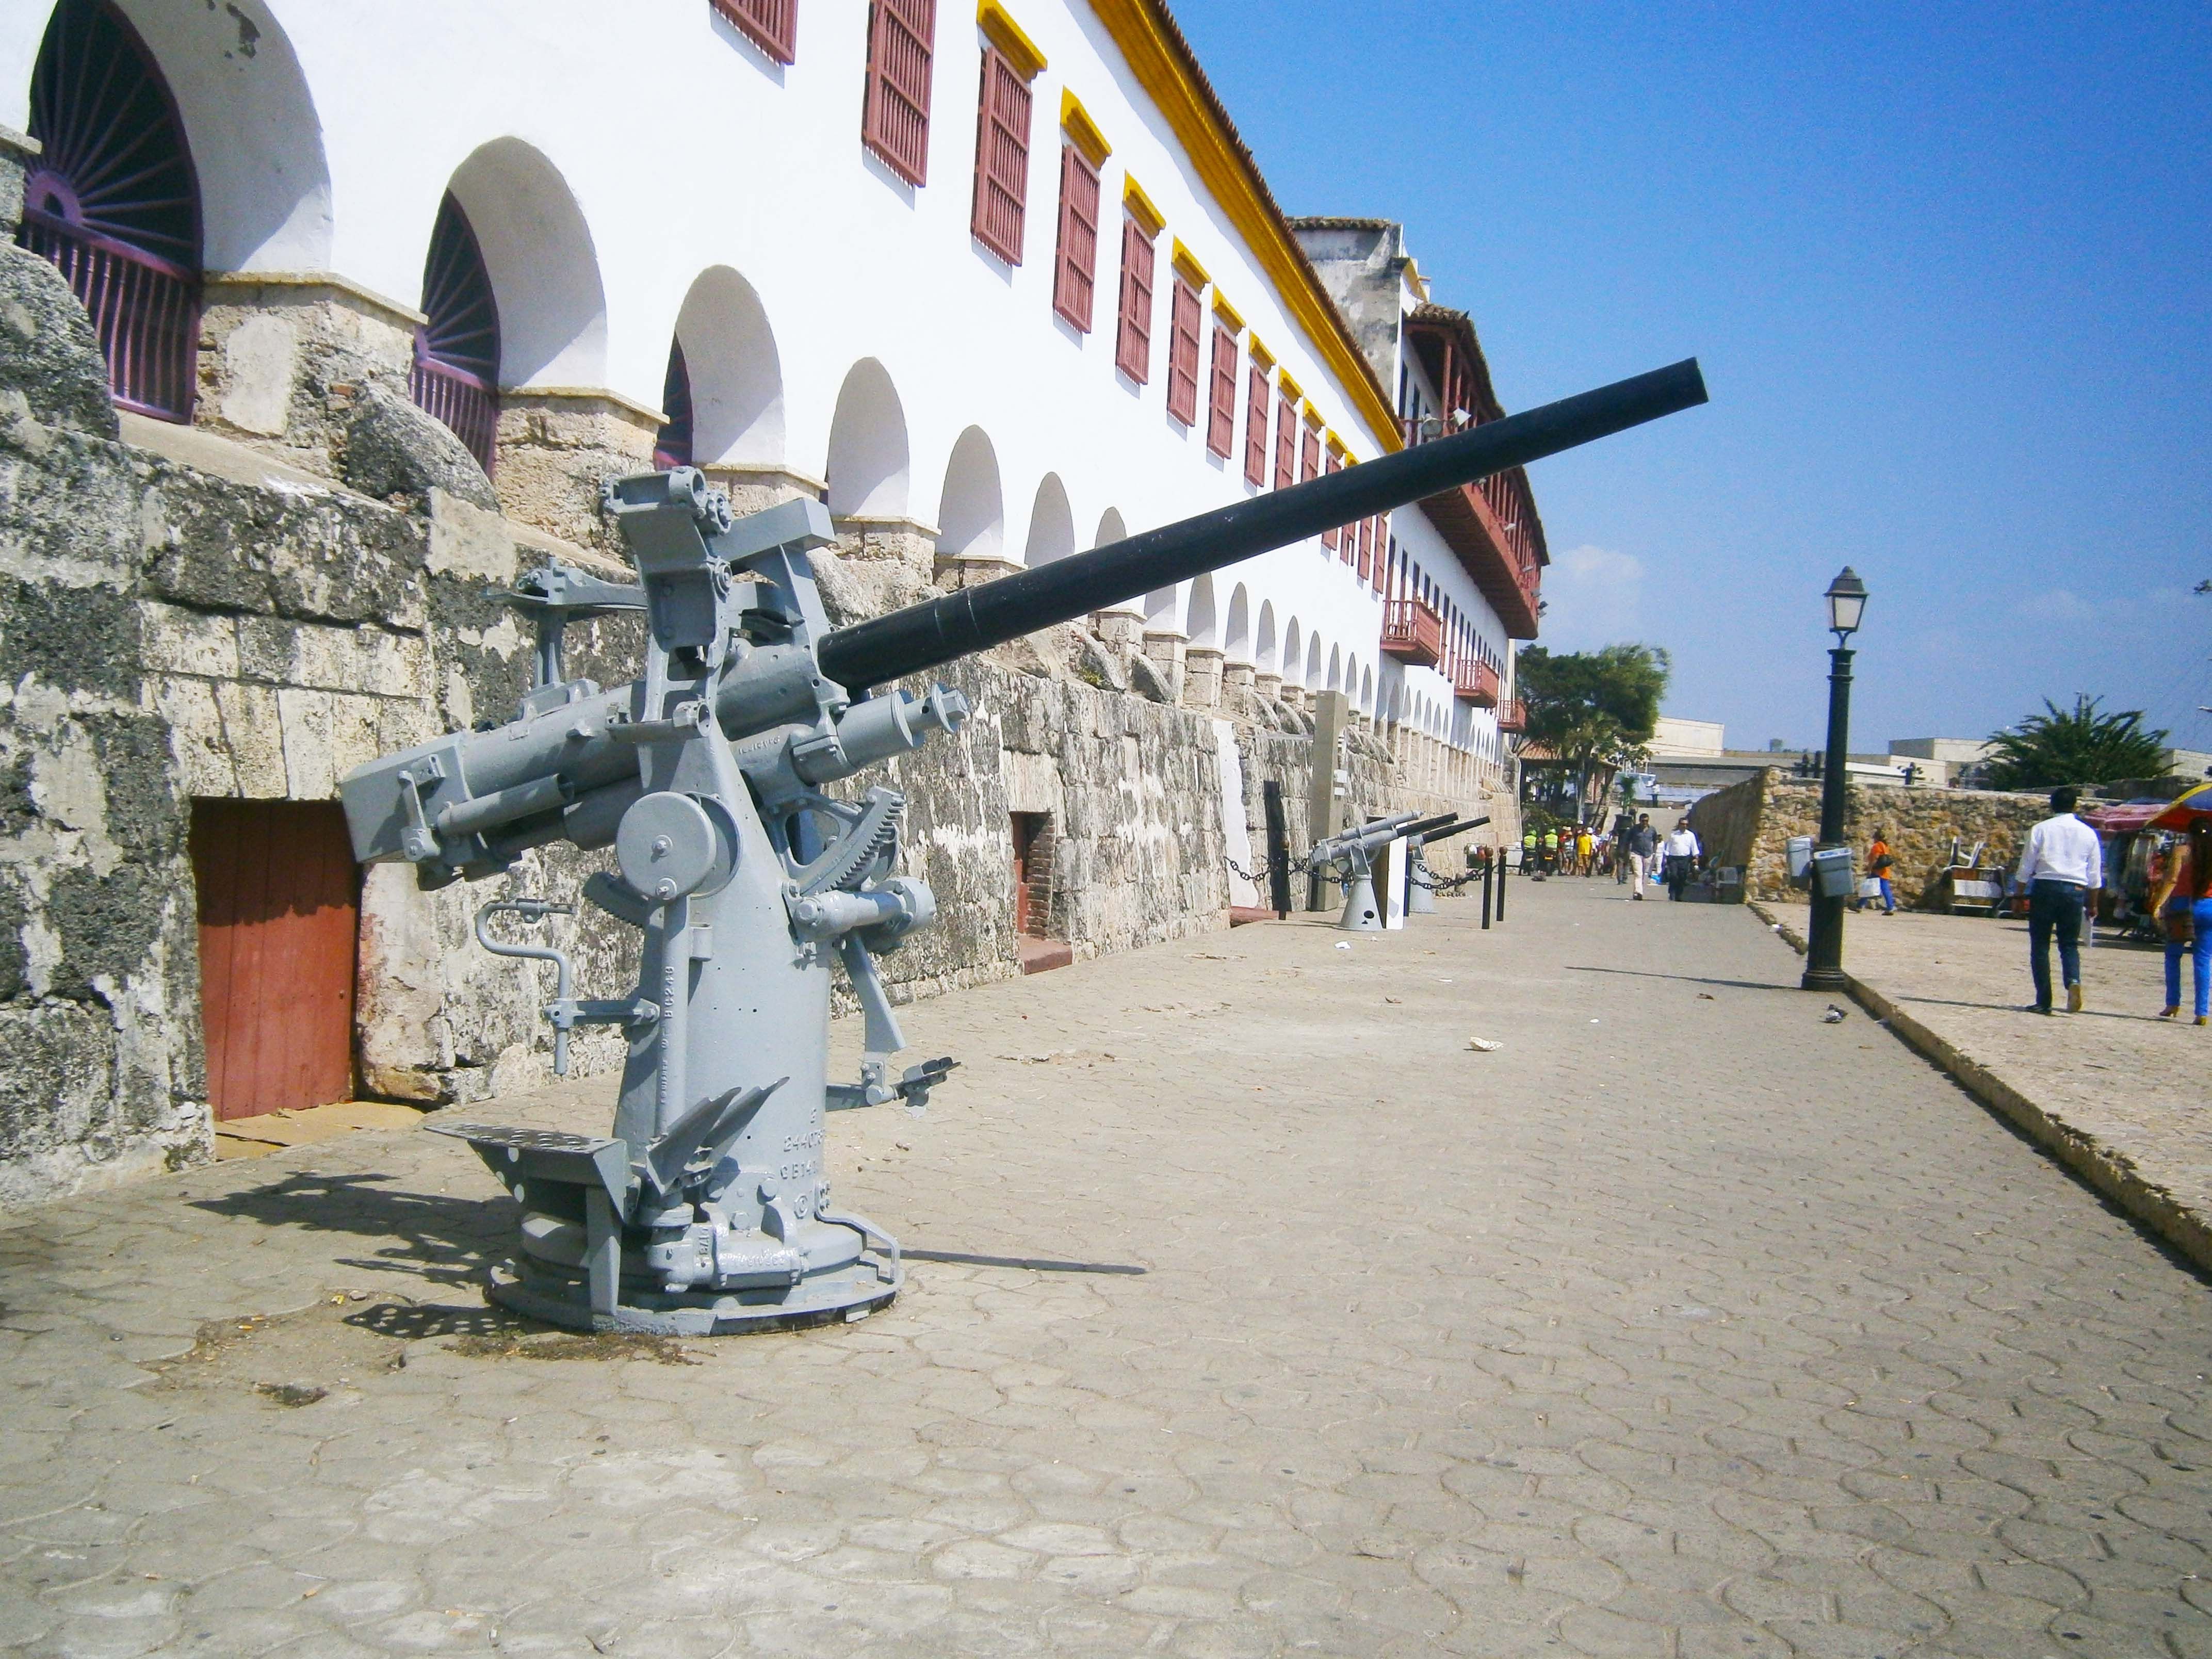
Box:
[2015,785,2103,1014]
[1662,821,1701,901]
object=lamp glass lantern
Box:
[1825,566,1868,641]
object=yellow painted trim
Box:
[1302,402,1325,431]
[1060,89,1111,165]
[1325,430,1346,458]
[977,1,1047,79]
[1276,370,1303,404]
[1248,333,1272,370]
[1121,174,1165,238]
[1084,0,1401,451]
[1211,291,1244,332]
[1170,238,1209,288]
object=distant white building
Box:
[1648,717,1725,757]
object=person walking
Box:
[1612,810,1635,884]
[1627,813,1658,900]
[2015,785,2102,1015]
[1854,831,1898,915]
[1662,819,1701,901]
[1576,824,1596,876]
[2150,821,2212,1025]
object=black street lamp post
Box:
[1802,567,1868,993]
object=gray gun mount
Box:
[338,359,1707,1336]
[1308,812,1455,931]
[1405,816,1489,914]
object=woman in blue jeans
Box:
[2151,822,2212,1025]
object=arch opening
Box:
[1185,574,1219,650]
[1024,474,1076,566]
[674,265,785,467]
[444,136,608,389]
[412,190,501,470]
[1255,600,1277,675]
[935,427,1003,561]
[1224,585,1251,663]
[825,358,910,518]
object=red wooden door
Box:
[1010,812,1035,936]
[190,800,360,1121]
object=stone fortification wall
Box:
[0,242,1498,1205]
[1689,770,2047,907]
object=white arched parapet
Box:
[1224,585,1251,664]
[1281,618,1303,687]
[675,265,784,466]
[107,0,332,270]
[447,137,607,387]
[1024,473,1076,565]
[1326,645,1343,695]
[1359,664,1374,716]
[935,426,1003,560]
[1143,584,1182,632]
[1255,601,1277,675]
[825,358,910,518]
[1306,636,1324,691]
[1185,574,1219,650]
[1094,508,1128,548]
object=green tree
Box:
[1517,644,1670,812]
[1982,695,2169,790]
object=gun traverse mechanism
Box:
[338,359,1707,1335]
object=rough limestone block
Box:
[341,381,497,512]
[0,243,118,437]
[212,680,287,798]
[137,603,239,680]
[144,677,234,799]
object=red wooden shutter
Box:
[864,0,936,186]
[1300,425,1320,485]
[1207,322,1237,458]
[1053,143,1100,330]
[1165,275,1201,426]
[1273,394,1294,489]
[1357,514,1373,581]
[969,47,1032,264]
[711,0,796,63]
[1115,215,1154,383]
[1243,364,1268,484]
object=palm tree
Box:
[1982,696,2169,790]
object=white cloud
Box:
[1538,543,1645,647]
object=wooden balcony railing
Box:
[18,207,197,422]
[1400,413,1544,638]
[1380,599,1444,667]
[409,347,499,475]
[1495,698,1526,733]
[1452,657,1500,707]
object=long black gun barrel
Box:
[1418,816,1490,845]
[818,359,1705,691]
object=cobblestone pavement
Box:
[8,876,2212,1657]
[1762,897,2212,1260]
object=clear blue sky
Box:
[1173,1,2212,756]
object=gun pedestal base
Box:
[487,1250,902,1337]
[1407,875,1437,915]
[1337,875,1385,932]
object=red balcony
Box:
[1380,599,1444,666]
[1495,698,1526,733]
[1452,657,1500,707]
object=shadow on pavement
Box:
[905,1249,1146,1276]
[189,1172,510,1289]
[1565,965,1799,995]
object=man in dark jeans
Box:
[2015,785,2103,1014]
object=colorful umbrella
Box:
[2150,783,2212,832]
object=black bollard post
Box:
[1497,846,1506,921]
[1262,780,1291,920]
[1482,851,1493,929]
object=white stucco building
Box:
[1,0,1541,788]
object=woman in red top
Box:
[2150,821,2212,1024]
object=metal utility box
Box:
[1810,845,1856,900]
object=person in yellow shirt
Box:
[1576,825,1596,876]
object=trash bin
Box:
[1810,845,1856,901]
[1786,835,1815,884]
